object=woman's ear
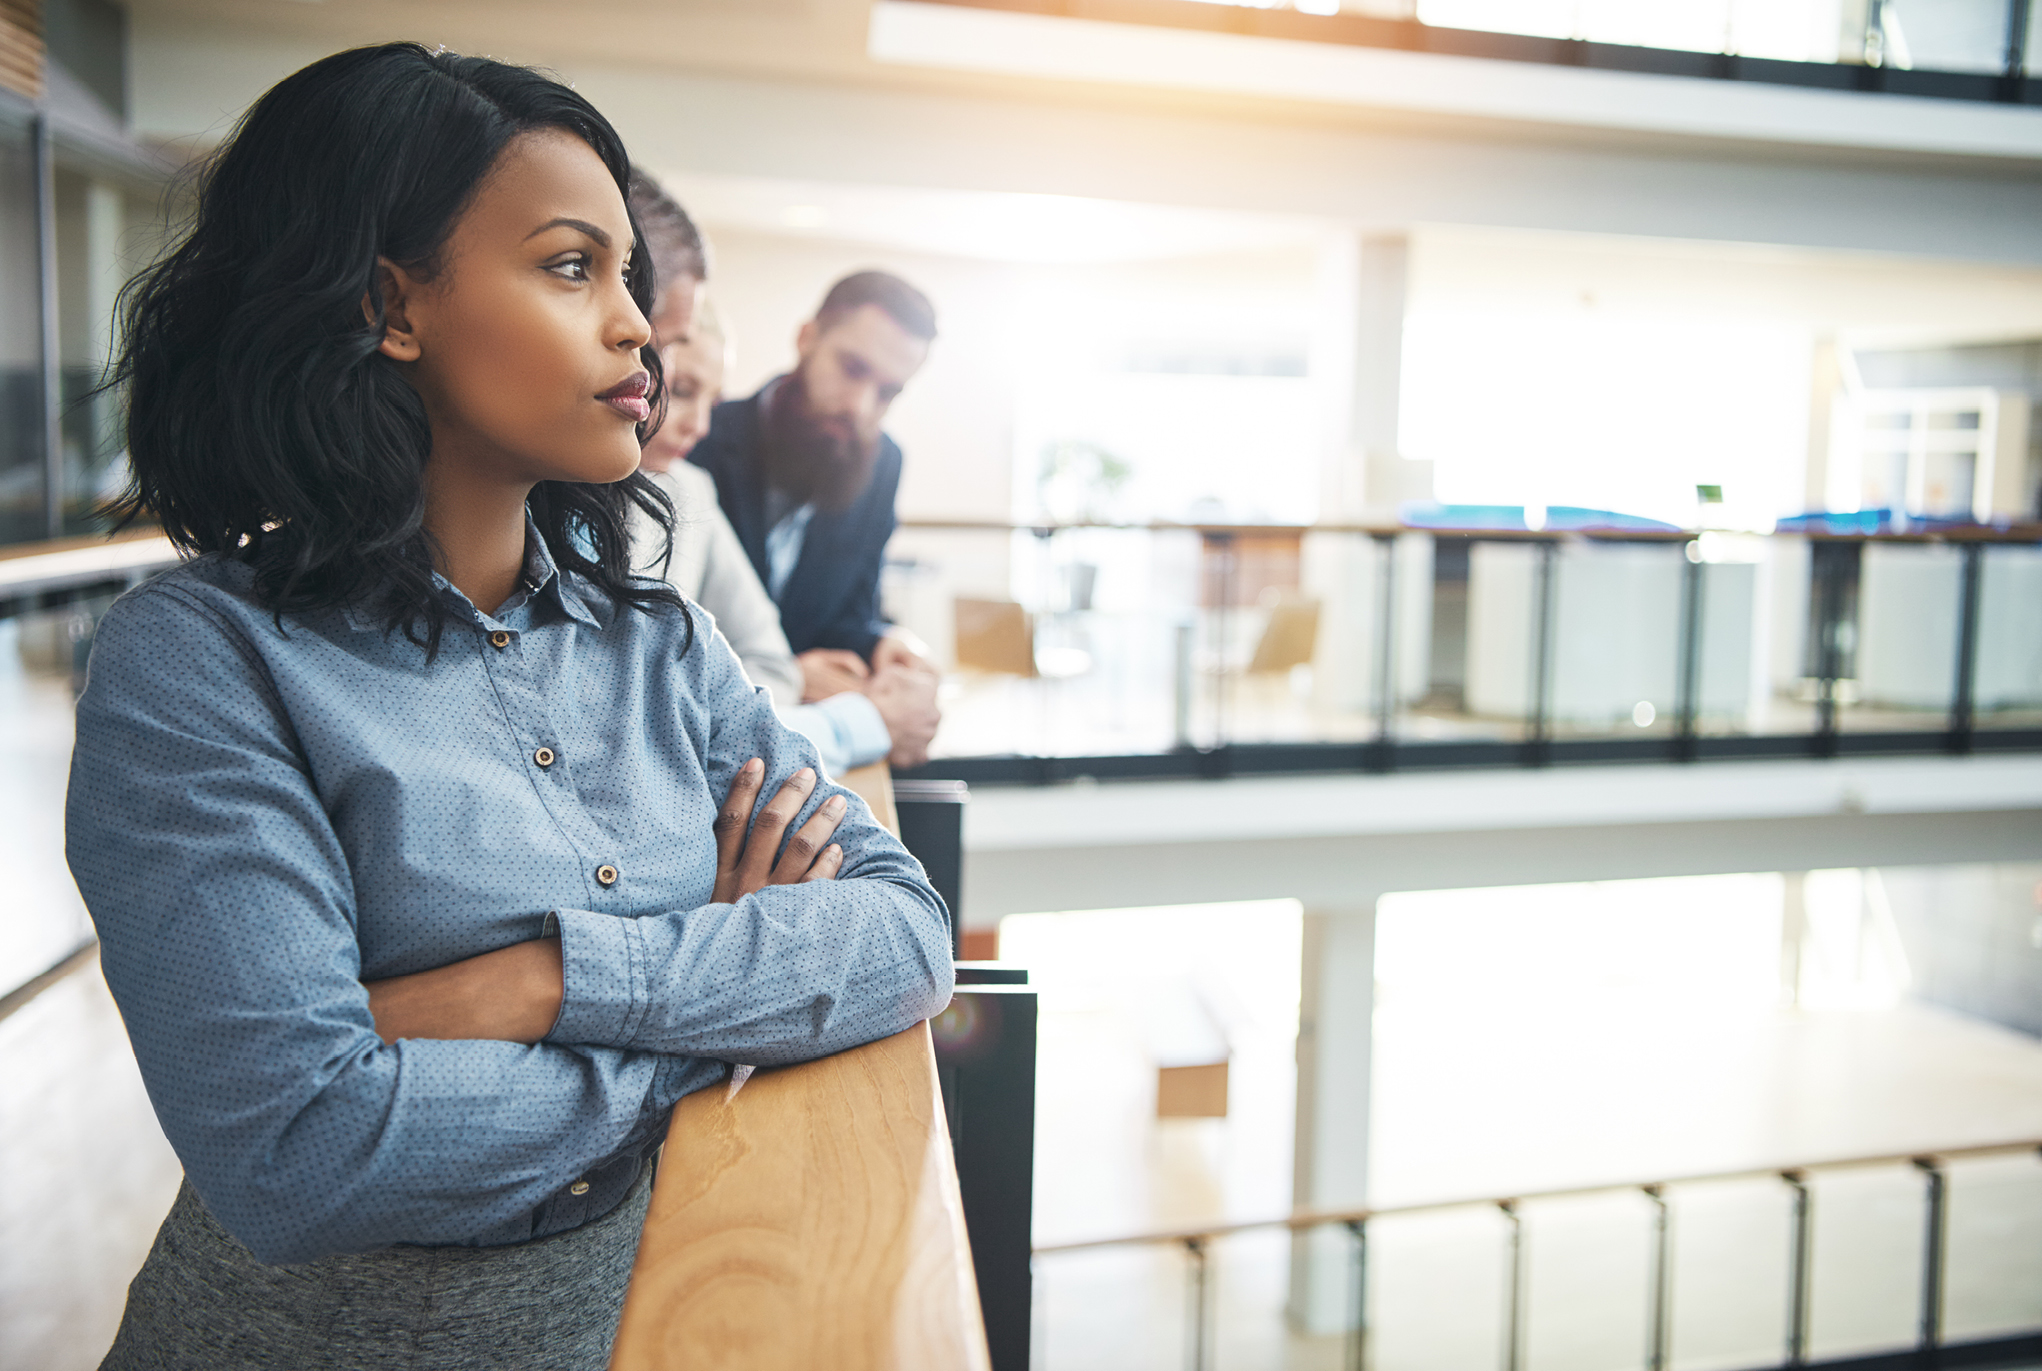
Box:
[366,257,425,363]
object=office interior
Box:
[3,0,2041,1368]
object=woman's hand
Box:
[712,759,847,903]
[363,937,563,1046]
[361,762,845,1045]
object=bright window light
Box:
[1009,281,1321,526]
[1378,873,1789,1016]
[1401,310,1809,529]
[1123,0,1859,63]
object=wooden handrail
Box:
[839,761,900,835]
[610,762,989,1370]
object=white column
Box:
[1288,900,1380,1333]
[1316,231,1432,525]
[1804,335,1842,514]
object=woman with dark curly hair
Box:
[66,42,951,1369]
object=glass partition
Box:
[1846,539,1966,735]
[1972,541,2042,733]
[888,521,2041,772]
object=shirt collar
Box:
[525,523,604,631]
[339,513,603,632]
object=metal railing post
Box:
[1645,1185,1672,1371]
[1809,540,1855,757]
[1783,1171,1813,1369]
[1371,534,1398,771]
[1675,545,1704,761]
[1208,533,1236,752]
[1949,542,1983,754]
[1184,1236,1211,1371]
[1526,542,1557,767]
[1914,1158,1948,1362]
[1500,1200,1527,1371]
[1346,1219,1370,1371]
[2005,0,2033,93]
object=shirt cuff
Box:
[815,691,894,768]
[778,692,893,775]
[544,907,646,1048]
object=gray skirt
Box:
[99,1163,652,1371]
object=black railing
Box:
[937,967,1038,1371]
[9,524,2042,784]
[894,521,2042,786]
[1034,1139,2042,1371]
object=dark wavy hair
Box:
[108,42,686,657]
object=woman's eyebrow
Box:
[524,216,613,248]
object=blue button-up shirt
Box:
[65,532,952,1265]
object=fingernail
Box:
[744,758,762,775]
[796,768,815,785]
[825,795,846,813]
[826,845,841,858]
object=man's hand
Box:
[363,937,564,1046]
[711,760,848,903]
[866,664,941,768]
[799,648,869,704]
[871,631,933,676]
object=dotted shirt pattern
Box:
[65,529,953,1265]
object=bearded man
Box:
[687,270,942,766]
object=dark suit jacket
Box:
[687,384,900,659]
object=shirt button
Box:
[595,864,619,887]
[534,747,556,768]
[488,631,511,650]
[569,1180,590,1197]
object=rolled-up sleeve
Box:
[66,588,698,1265]
[546,606,953,1061]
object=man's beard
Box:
[762,369,882,514]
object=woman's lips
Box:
[597,371,652,424]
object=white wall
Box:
[1402,227,2042,522]
[689,226,1023,523]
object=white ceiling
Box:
[652,169,1326,264]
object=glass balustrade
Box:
[886,521,2042,775]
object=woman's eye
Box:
[545,254,593,283]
